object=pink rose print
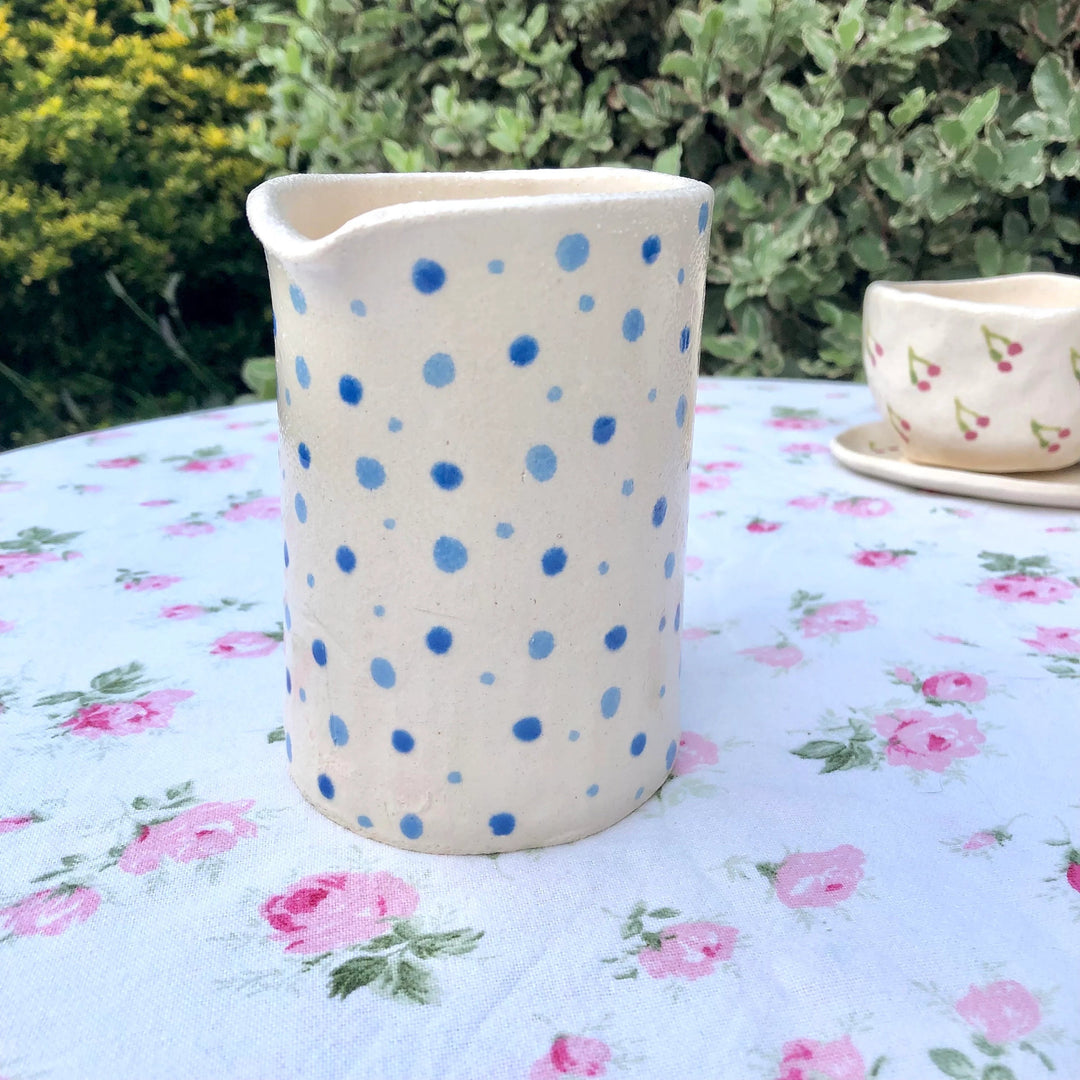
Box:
[261,871,419,954]
[681,627,711,641]
[700,460,742,472]
[637,921,738,981]
[832,497,892,517]
[140,499,175,507]
[977,574,1075,604]
[774,1035,865,1080]
[852,550,908,568]
[211,631,280,658]
[672,732,719,776]
[740,644,803,669]
[685,555,704,573]
[0,887,100,937]
[788,495,827,510]
[263,432,279,443]
[767,417,827,431]
[690,474,730,494]
[163,522,215,538]
[747,518,782,533]
[96,456,141,469]
[118,799,257,874]
[921,671,987,704]
[931,634,968,645]
[781,442,830,455]
[893,666,916,684]
[529,1036,612,1080]
[955,980,1041,1045]
[963,831,998,851]
[873,708,985,772]
[0,551,61,577]
[1022,626,1080,655]
[226,421,260,430]
[61,689,194,738]
[123,574,181,592]
[0,815,34,834]
[160,604,206,621]
[87,430,129,444]
[223,495,280,522]
[0,619,13,634]
[772,845,865,909]
[178,453,252,473]
[0,480,26,492]
[695,403,723,414]
[800,600,877,638]
[1068,861,1080,893]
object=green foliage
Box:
[0,0,270,447]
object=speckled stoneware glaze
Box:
[247,169,713,853]
[863,274,1080,473]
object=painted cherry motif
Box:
[982,325,1022,371]
[954,398,989,441]
[886,403,911,442]
[864,329,884,365]
[1071,346,1080,383]
[1031,418,1073,454]
[907,346,942,392]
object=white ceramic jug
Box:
[247,168,713,853]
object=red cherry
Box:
[997,361,1012,372]
[1059,428,1072,438]
[900,420,911,431]
[976,416,990,428]
[964,430,978,441]
[926,364,941,376]
[1049,443,1061,453]
[917,380,931,392]
[1007,342,1022,355]
[874,343,883,356]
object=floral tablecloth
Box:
[1,377,1077,1080]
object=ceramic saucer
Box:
[831,421,1080,509]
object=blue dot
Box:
[652,496,668,527]
[447,771,462,784]
[547,386,563,402]
[357,815,372,828]
[336,545,356,573]
[426,626,452,654]
[293,492,307,523]
[592,416,616,444]
[392,729,414,753]
[598,561,609,575]
[526,444,557,482]
[489,812,516,836]
[285,732,292,761]
[290,284,306,314]
[355,456,386,489]
[299,688,307,702]
[423,352,455,387]
[285,389,291,406]
[675,603,682,631]
[339,374,363,405]
[569,730,580,741]
[542,546,567,576]
[679,326,691,353]
[665,552,676,579]
[604,625,627,651]
[630,732,647,756]
[400,813,423,839]
[676,395,688,428]
[586,783,599,797]
[496,522,514,539]
[431,461,464,490]
[601,687,622,718]
[666,738,677,769]
[329,714,349,746]
[648,388,657,402]
[273,312,277,336]
[384,518,395,530]
[556,232,589,271]
[317,773,334,799]
[635,786,644,800]
[371,657,396,688]
[579,295,594,313]
[480,672,495,685]
[513,716,542,742]
[641,235,661,264]
[312,639,327,666]
[621,479,634,496]
[284,604,291,630]
[698,201,710,233]
[660,684,666,698]
[529,630,554,659]
[412,259,445,294]
[286,668,292,693]
[434,535,468,573]
[678,268,685,285]
[509,335,539,367]
[374,605,385,617]
[388,417,403,432]
[306,573,315,588]
[298,442,311,469]
[488,259,504,274]
[350,299,366,317]
[294,355,311,388]
[659,614,667,631]
[622,309,645,342]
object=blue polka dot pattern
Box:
[621,479,634,496]
[660,684,666,698]
[592,416,616,445]
[317,773,334,799]
[480,672,495,685]
[447,771,462,784]
[355,457,386,489]
[678,268,685,284]
[679,326,691,353]
[568,730,580,741]
[547,386,563,402]
[426,626,452,654]
[641,235,661,264]
[412,259,445,293]
[388,417,403,432]
[586,783,599,797]
[648,387,657,402]
[350,299,366,317]
[635,786,645,800]
[604,625,627,651]
[357,815,373,828]
[525,445,557,482]
[579,295,594,313]
[391,729,414,753]
[659,615,667,631]
[665,552,676,579]
[298,443,311,469]
[598,561,609,575]
[374,605,385,617]
[286,668,291,693]
[335,545,356,573]
[513,716,542,742]
[383,518,396,530]
[329,714,349,746]
[284,604,291,629]
[299,688,307,702]
[488,259,504,274]
[423,352,455,388]
[400,813,424,839]
[312,639,327,666]
[489,812,516,836]
[528,630,554,659]
[294,493,307,523]
[675,603,682,632]
[285,733,292,761]
[339,374,362,405]
[652,496,667,527]
[676,395,688,428]
[622,308,645,342]
[294,355,311,388]
[290,284,306,313]
[306,573,314,588]
[666,738,678,770]
[630,732,647,756]
[434,535,468,573]
[556,233,589,271]
[496,523,514,539]
[541,547,567,576]
[431,462,464,490]
[601,687,621,718]
[370,658,396,688]
[509,335,539,367]
[698,201,710,233]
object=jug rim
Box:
[867,273,1080,316]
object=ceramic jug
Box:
[247,168,713,853]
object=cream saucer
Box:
[831,422,1080,509]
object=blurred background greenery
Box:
[2,0,1079,446]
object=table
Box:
[1,377,1077,1080]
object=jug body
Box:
[248,168,713,853]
